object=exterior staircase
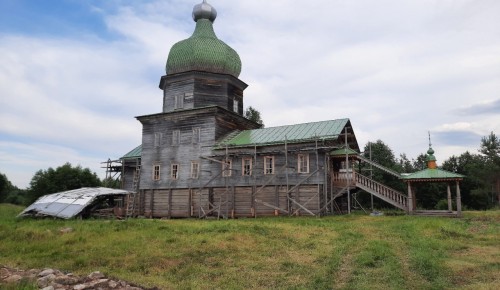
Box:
[332,171,408,211]
[354,172,408,211]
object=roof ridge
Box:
[248,118,349,131]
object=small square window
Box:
[171,164,179,180]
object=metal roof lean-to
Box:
[18,187,130,219]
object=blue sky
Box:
[1,0,499,188]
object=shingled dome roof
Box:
[165,1,242,77]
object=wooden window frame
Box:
[153,164,161,181]
[174,95,184,110]
[233,99,239,113]
[172,130,180,146]
[192,127,201,144]
[171,164,179,180]
[264,156,275,175]
[242,157,252,176]
[154,133,162,148]
[222,159,232,177]
[191,162,199,179]
[297,154,309,173]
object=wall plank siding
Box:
[127,71,355,218]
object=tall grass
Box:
[1,205,499,289]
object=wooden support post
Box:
[316,138,320,217]
[275,185,279,216]
[456,181,462,217]
[251,186,256,218]
[407,182,413,214]
[150,190,154,218]
[447,184,452,212]
[231,186,235,219]
[168,189,172,219]
[188,188,193,217]
[189,189,194,217]
[324,155,329,216]
[296,187,300,216]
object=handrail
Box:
[356,155,402,178]
[354,172,408,209]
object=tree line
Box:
[357,132,500,210]
[0,163,119,206]
[1,132,499,210]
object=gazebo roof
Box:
[401,168,464,182]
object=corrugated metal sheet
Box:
[121,145,142,159]
[18,187,130,219]
[217,119,349,148]
[400,169,465,180]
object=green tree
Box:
[0,173,29,205]
[244,106,264,127]
[442,151,491,209]
[479,132,500,206]
[480,132,500,160]
[0,172,13,203]
[101,177,121,189]
[358,140,406,209]
[28,163,101,204]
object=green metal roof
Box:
[121,145,142,160]
[401,168,464,181]
[330,148,359,156]
[217,119,349,148]
[166,19,242,77]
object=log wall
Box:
[138,184,323,218]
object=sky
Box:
[1,0,499,189]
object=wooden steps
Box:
[354,172,408,211]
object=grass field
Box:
[0,204,499,289]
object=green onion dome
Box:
[426,147,437,162]
[165,0,242,78]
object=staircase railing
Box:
[356,155,402,178]
[354,172,408,210]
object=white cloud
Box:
[1,0,499,188]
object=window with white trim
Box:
[172,130,180,145]
[171,164,179,180]
[264,156,274,175]
[222,160,232,177]
[297,154,309,173]
[191,162,199,179]
[174,95,184,110]
[242,158,252,176]
[192,127,200,144]
[153,165,161,181]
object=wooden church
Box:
[106,1,463,218]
